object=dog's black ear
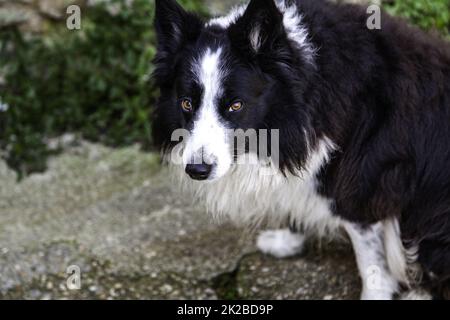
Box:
[228,0,285,55]
[154,0,203,55]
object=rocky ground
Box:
[0,140,360,300]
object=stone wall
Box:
[0,0,86,32]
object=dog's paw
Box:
[399,289,432,300]
[256,229,305,259]
[360,289,394,300]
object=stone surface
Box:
[0,141,360,299]
[0,0,87,32]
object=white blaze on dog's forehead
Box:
[192,47,225,119]
[183,48,232,178]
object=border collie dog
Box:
[153,0,450,299]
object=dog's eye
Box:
[228,101,243,112]
[180,98,193,113]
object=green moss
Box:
[212,269,241,300]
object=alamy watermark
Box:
[367,4,382,30]
[366,265,383,291]
[66,265,81,290]
[66,5,81,30]
[170,128,280,172]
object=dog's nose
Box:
[185,163,213,181]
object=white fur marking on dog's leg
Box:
[257,229,305,259]
[345,222,398,300]
[383,217,410,285]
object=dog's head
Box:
[153,0,316,181]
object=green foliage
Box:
[384,0,450,38]
[0,0,206,178]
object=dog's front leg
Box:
[344,222,398,300]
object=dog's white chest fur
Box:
[172,138,341,236]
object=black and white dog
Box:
[152,0,450,299]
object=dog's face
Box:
[153,0,314,181]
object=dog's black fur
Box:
[153,0,450,298]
